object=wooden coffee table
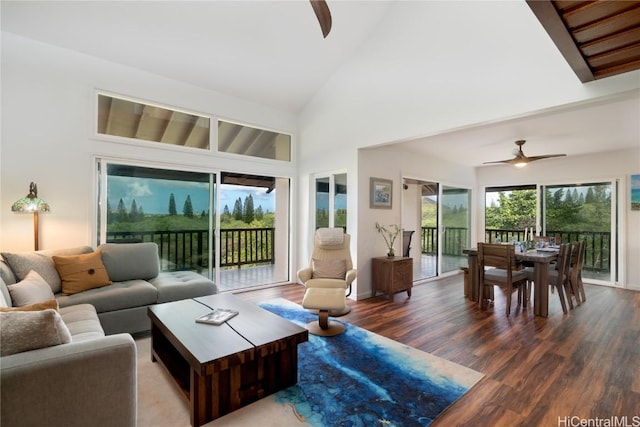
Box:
[147,294,308,426]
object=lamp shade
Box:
[11,182,50,213]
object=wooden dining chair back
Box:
[477,243,528,316]
[569,241,586,304]
[548,243,572,314]
[402,230,415,258]
[533,236,551,246]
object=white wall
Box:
[1,34,298,262]
[476,148,640,289]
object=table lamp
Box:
[11,182,50,250]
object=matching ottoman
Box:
[302,287,346,336]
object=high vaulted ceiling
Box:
[2,1,639,167]
[1,1,394,113]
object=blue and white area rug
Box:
[210,298,483,427]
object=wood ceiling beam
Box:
[527,0,595,82]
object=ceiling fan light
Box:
[514,161,528,168]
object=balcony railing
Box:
[106,228,274,272]
[420,226,611,274]
[107,226,610,276]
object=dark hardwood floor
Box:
[233,277,640,426]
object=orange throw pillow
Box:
[52,251,112,295]
[0,299,59,312]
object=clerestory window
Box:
[97,94,211,149]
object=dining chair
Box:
[569,240,586,305]
[402,230,415,258]
[533,236,551,247]
[477,243,528,316]
[527,243,572,314]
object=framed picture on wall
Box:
[370,177,392,209]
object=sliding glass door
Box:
[97,160,291,291]
[402,179,471,281]
[219,172,290,290]
[441,186,471,274]
[541,181,617,285]
[484,181,619,286]
[99,163,213,275]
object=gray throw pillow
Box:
[2,246,93,294]
[7,270,56,306]
[97,243,160,281]
[0,309,72,356]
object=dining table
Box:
[463,246,558,317]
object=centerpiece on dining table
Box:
[375,222,401,257]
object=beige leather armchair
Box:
[297,228,356,316]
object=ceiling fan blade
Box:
[525,154,567,161]
[310,0,332,38]
[482,159,516,165]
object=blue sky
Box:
[107,177,275,215]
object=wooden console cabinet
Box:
[372,256,413,300]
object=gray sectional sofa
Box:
[0,242,217,334]
[1,304,137,427]
[0,242,217,427]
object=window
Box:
[314,173,347,230]
[484,185,536,243]
[541,182,616,284]
[99,163,213,274]
[97,94,210,149]
[218,120,291,161]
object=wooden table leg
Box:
[533,261,549,317]
[190,369,208,427]
[467,253,479,303]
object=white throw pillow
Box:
[7,270,56,306]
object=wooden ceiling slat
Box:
[593,58,640,79]
[572,7,640,44]
[560,1,638,29]
[580,27,640,56]
[589,44,640,69]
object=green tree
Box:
[130,199,139,221]
[168,193,177,216]
[116,198,127,222]
[243,194,255,223]
[545,188,582,230]
[233,197,243,220]
[107,199,114,223]
[183,195,194,218]
[255,205,264,221]
[221,205,232,223]
[486,190,536,229]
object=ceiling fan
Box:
[483,140,566,167]
[310,0,332,38]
